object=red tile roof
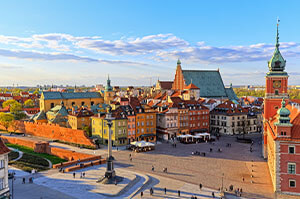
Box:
[0,138,10,155]
[184,83,199,90]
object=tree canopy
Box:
[24,99,35,108]
[0,112,14,131]
[2,99,22,113]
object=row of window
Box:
[190,122,209,127]
[137,115,154,119]
[137,121,154,126]
[190,116,208,120]
[50,101,95,108]
[189,111,209,115]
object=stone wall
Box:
[0,121,95,147]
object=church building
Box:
[172,59,238,101]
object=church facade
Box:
[263,22,300,198]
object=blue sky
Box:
[0,0,300,86]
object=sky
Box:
[0,0,300,87]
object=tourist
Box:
[150,187,153,195]
[115,179,117,185]
[22,178,25,184]
[130,157,132,162]
[80,172,82,178]
[91,162,93,166]
[164,187,167,194]
[242,177,245,182]
[210,148,212,152]
[73,172,76,178]
[151,165,154,171]
[178,190,180,196]
[199,183,202,190]
[83,172,85,178]
[212,192,215,198]
[141,191,143,197]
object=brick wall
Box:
[50,147,94,161]
[0,121,95,147]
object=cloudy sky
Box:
[0,0,300,87]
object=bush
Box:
[19,153,49,167]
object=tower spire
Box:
[276,18,280,48]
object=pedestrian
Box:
[151,165,154,171]
[80,172,82,178]
[115,179,117,185]
[83,172,85,178]
[73,172,76,178]
[91,161,93,166]
[117,147,118,151]
[141,191,143,197]
[178,190,180,196]
[164,187,167,194]
[212,192,215,198]
[240,188,243,193]
[22,177,25,184]
[150,187,153,195]
[165,167,167,173]
[129,154,131,158]
[210,148,212,152]
[130,157,132,162]
[199,183,202,190]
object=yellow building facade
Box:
[40,91,103,112]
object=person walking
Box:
[73,172,76,178]
[140,191,143,197]
[242,177,245,182]
[199,183,202,190]
[22,178,25,184]
[150,187,153,195]
[164,187,167,195]
[178,190,180,197]
[212,192,215,198]
[83,172,85,178]
[152,165,154,171]
[80,172,82,178]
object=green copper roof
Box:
[275,99,292,126]
[105,75,113,91]
[42,91,101,100]
[182,70,228,98]
[277,99,290,116]
[33,111,47,121]
[268,22,286,72]
[225,87,239,101]
[177,59,181,65]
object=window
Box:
[0,178,3,190]
[0,160,4,169]
[289,179,296,188]
[91,101,94,106]
[72,102,75,106]
[288,163,296,174]
[51,103,54,108]
[275,90,279,95]
[104,129,107,134]
[289,146,295,154]
[81,101,85,106]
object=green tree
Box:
[0,113,14,132]
[2,99,22,113]
[33,89,39,95]
[24,99,35,108]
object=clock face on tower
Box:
[273,80,281,89]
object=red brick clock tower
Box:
[263,22,289,158]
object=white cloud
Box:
[0,32,299,65]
